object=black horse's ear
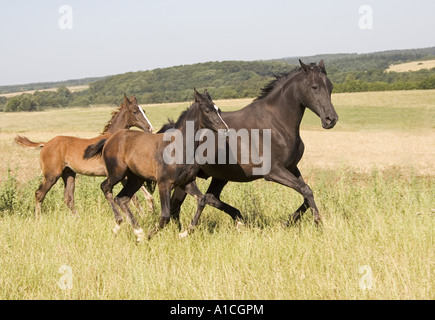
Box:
[317,60,327,75]
[203,89,212,101]
[299,59,308,73]
[194,88,203,102]
[124,93,131,105]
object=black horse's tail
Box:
[83,139,107,159]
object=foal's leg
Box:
[62,168,77,214]
[147,182,172,240]
[265,164,321,224]
[120,177,145,217]
[115,176,146,242]
[35,173,61,216]
[101,178,125,234]
[169,186,188,230]
[140,186,155,212]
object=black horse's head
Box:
[298,59,338,129]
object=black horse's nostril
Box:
[323,115,338,129]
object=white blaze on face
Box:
[138,106,154,132]
[214,104,229,131]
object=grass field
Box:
[0,85,89,98]
[0,90,434,300]
[386,59,435,72]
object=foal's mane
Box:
[101,103,126,134]
[157,105,194,133]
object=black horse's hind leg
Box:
[287,167,310,225]
[204,178,244,224]
[62,168,76,214]
[169,179,244,232]
[265,165,321,224]
[288,199,310,225]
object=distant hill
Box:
[87,60,296,104]
[86,46,435,104]
[0,77,104,95]
[1,46,435,111]
[281,47,435,71]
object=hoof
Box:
[235,221,245,230]
[179,230,189,239]
[314,217,323,227]
[147,225,159,240]
[112,224,121,235]
[134,228,145,242]
[147,202,155,212]
[179,225,195,239]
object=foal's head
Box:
[122,94,154,133]
[298,60,339,129]
[193,88,229,133]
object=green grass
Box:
[0,168,433,299]
[0,90,434,299]
[1,89,434,134]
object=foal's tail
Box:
[14,135,45,149]
[83,139,107,159]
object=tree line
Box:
[1,47,435,112]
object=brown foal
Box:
[83,89,229,241]
[15,94,154,215]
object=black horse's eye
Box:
[312,85,319,90]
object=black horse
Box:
[161,60,339,235]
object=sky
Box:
[0,0,434,85]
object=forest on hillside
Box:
[1,47,435,112]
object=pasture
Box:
[0,90,434,299]
[386,59,435,73]
[0,85,89,99]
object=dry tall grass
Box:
[0,90,433,300]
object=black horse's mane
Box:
[255,67,301,101]
[255,63,321,101]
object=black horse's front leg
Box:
[265,165,321,225]
[205,178,244,224]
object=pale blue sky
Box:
[0,0,434,85]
